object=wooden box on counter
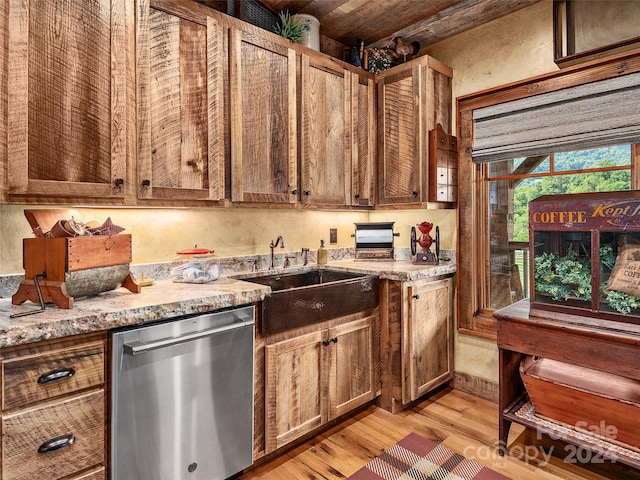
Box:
[12,210,139,309]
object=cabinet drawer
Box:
[2,390,105,480]
[2,341,104,411]
[71,466,106,480]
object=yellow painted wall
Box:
[425,0,558,385]
[0,204,456,275]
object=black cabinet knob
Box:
[141,179,151,187]
[114,178,124,187]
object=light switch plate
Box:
[330,228,337,244]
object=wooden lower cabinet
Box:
[0,334,107,480]
[264,315,377,453]
[404,277,454,403]
[329,318,377,418]
[379,276,454,413]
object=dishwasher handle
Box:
[123,319,254,356]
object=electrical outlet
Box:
[329,228,337,244]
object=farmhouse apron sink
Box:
[241,269,379,334]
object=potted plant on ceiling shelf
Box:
[273,10,304,43]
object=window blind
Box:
[472,71,640,163]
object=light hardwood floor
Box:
[239,387,640,480]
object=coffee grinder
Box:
[411,221,440,264]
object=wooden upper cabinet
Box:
[376,56,452,208]
[351,73,376,207]
[230,26,297,204]
[5,0,129,201]
[136,1,224,202]
[377,65,422,206]
[300,54,350,206]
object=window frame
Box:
[456,49,640,339]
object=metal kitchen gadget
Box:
[353,222,399,260]
[411,221,440,265]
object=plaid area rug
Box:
[348,433,510,480]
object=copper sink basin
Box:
[241,269,379,334]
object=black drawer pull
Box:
[412,294,420,299]
[37,367,75,384]
[38,434,75,453]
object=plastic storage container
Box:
[171,247,219,283]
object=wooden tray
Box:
[520,356,640,451]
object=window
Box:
[457,50,640,338]
[487,147,631,312]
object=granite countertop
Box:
[0,277,270,349]
[324,258,456,282]
[0,259,455,349]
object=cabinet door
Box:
[300,54,350,206]
[377,64,423,206]
[136,1,224,201]
[230,27,297,204]
[404,277,453,402]
[351,73,376,207]
[328,316,377,419]
[264,330,327,453]
[6,0,128,201]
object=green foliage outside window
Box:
[512,148,631,242]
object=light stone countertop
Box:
[0,277,270,349]
[0,258,455,349]
[323,258,456,282]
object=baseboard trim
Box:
[453,371,498,403]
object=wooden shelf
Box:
[496,299,640,470]
[503,394,640,469]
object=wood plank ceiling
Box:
[257,0,543,49]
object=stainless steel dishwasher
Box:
[111,305,255,480]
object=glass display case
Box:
[530,190,640,323]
